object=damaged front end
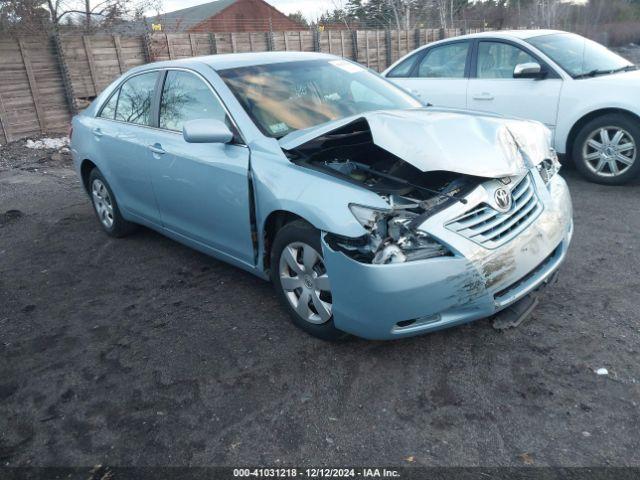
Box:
[276,108,571,339]
[284,120,478,264]
[280,109,554,266]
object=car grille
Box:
[446,174,543,249]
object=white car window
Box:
[477,42,538,79]
[387,54,420,78]
[416,42,469,78]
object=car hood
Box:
[279,108,552,178]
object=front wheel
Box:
[270,220,347,341]
[573,113,640,185]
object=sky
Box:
[157,0,337,21]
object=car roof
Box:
[451,29,564,41]
[137,51,339,73]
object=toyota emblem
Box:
[494,188,512,212]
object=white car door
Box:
[467,40,563,135]
[386,40,471,109]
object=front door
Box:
[149,70,255,266]
[467,40,563,134]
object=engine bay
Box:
[283,119,484,264]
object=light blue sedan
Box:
[70,52,573,340]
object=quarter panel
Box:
[555,78,640,154]
[249,142,388,239]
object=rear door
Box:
[386,40,471,108]
[93,71,161,223]
[467,40,563,133]
[148,69,255,265]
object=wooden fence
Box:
[0,36,71,144]
[0,27,489,144]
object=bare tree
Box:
[433,0,448,29]
[0,0,163,32]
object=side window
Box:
[416,42,469,78]
[160,71,227,132]
[477,42,538,79]
[387,54,419,78]
[114,72,158,126]
[99,90,119,119]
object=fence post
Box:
[351,29,358,63]
[18,38,46,133]
[113,35,125,74]
[313,28,320,52]
[385,29,392,64]
[52,31,77,115]
[267,18,274,51]
[166,33,175,59]
[142,32,153,63]
[82,35,99,95]
[231,33,237,53]
[0,92,12,142]
[364,31,370,67]
[189,33,197,56]
[209,33,218,54]
[376,30,382,71]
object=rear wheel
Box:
[573,113,640,185]
[88,168,136,237]
[270,220,347,341]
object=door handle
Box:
[92,128,103,137]
[148,144,166,155]
[411,89,422,97]
[473,93,495,101]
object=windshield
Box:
[218,59,421,138]
[527,33,633,78]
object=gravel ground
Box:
[1,139,639,468]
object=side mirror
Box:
[183,119,234,144]
[513,62,543,79]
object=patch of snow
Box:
[25,137,69,150]
[596,368,609,376]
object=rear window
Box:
[386,54,420,78]
[99,72,158,126]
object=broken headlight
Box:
[348,204,451,265]
[537,149,561,185]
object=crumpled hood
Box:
[279,108,552,178]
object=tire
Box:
[88,168,136,237]
[270,220,348,341]
[572,113,640,185]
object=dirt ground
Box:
[1,138,639,468]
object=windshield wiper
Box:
[613,65,637,73]
[574,65,637,79]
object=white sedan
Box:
[383,30,640,185]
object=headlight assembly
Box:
[348,204,390,230]
[347,203,451,264]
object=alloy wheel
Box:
[582,126,636,177]
[91,179,114,228]
[278,242,332,324]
